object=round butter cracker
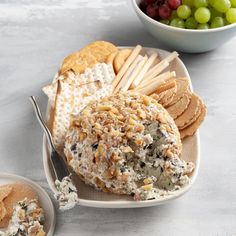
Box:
[106,51,117,65]
[60,41,118,75]
[166,93,191,119]
[168,77,190,106]
[159,82,177,107]
[0,185,12,202]
[175,93,201,129]
[0,202,7,222]
[178,94,205,130]
[180,101,207,139]
[114,49,132,74]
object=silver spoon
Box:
[30,96,79,211]
[29,96,70,181]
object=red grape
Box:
[168,0,181,9]
[145,0,156,4]
[158,5,172,19]
[146,4,159,18]
[156,0,166,6]
[139,0,148,12]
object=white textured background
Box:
[0,0,236,235]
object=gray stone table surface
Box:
[0,0,236,235]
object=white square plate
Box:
[42,47,200,208]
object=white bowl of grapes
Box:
[131,0,236,52]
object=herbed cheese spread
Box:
[64,93,194,200]
[0,199,45,236]
[54,176,78,211]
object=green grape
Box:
[194,0,208,8]
[194,7,211,23]
[209,0,214,6]
[182,0,194,7]
[185,16,198,28]
[177,5,192,19]
[170,17,185,27]
[226,8,236,22]
[223,17,231,24]
[191,7,198,15]
[231,0,236,7]
[211,16,225,27]
[197,23,210,28]
[170,10,178,20]
[212,0,231,12]
[210,7,223,21]
[160,19,170,24]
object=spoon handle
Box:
[29,96,56,151]
[29,96,70,181]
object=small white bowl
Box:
[0,173,56,235]
[131,0,236,53]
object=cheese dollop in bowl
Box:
[131,0,236,53]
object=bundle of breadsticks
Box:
[110,44,206,140]
[42,41,206,151]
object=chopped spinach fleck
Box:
[140,161,146,168]
[70,144,77,151]
[120,166,126,173]
[91,142,98,150]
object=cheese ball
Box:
[64,93,194,200]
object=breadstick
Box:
[143,51,178,82]
[140,60,169,86]
[131,53,158,88]
[150,57,161,69]
[139,71,176,88]
[134,71,175,95]
[112,45,142,89]
[114,55,144,93]
[135,79,166,95]
[164,51,179,63]
[121,55,148,92]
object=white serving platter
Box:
[0,173,55,235]
[42,47,200,208]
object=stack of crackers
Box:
[151,78,206,139]
[43,41,118,151]
[42,41,206,151]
